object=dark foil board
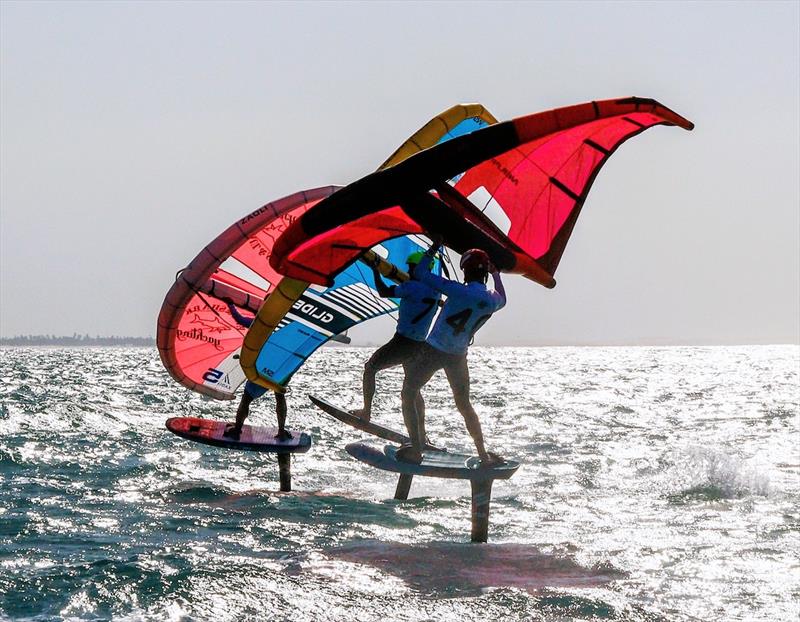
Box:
[309,395,442,451]
[346,442,519,481]
[165,417,311,453]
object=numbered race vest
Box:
[415,266,505,355]
[393,280,441,342]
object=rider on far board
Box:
[351,251,441,439]
[397,236,506,466]
[222,300,291,441]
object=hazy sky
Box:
[1,1,798,345]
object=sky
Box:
[1,1,798,346]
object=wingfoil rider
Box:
[351,251,441,444]
[398,237,506,466]
[222,300,291,441]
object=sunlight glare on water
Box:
[0,345,798,621]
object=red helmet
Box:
[459,249,491,276]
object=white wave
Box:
[664,445,771,498]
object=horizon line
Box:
[1,335,798,348]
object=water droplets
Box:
[662,446,771,500]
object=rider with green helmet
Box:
[351,249,441,424]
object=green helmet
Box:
[406,251,427,266]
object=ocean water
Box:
[0,345,798,621]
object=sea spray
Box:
[662,446,771,500]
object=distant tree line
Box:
[0,334,155,346]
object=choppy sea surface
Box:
[0,345,798,621]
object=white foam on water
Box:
[664,445,771,498]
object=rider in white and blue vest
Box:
[398,239,506,466]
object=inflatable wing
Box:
[156,187,339,399]
[270,97,694,289]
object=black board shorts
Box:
[403,342,470,397]
[365,333,426,371]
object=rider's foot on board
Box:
[223,424,241,440]
[350,408,371,423]
[479,451,505,467]
[275,429,293,441]
[396,444,423,464]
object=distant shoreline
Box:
[0,336,796,348]
[0,336,155,346]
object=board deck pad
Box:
[346,442,519,481]
[309,395,442,450]
[166,417,311,453]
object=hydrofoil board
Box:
[309,396,441,451]
[346,442,519,481]
[166,417,311,453]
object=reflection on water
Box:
[325,540,625,596]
